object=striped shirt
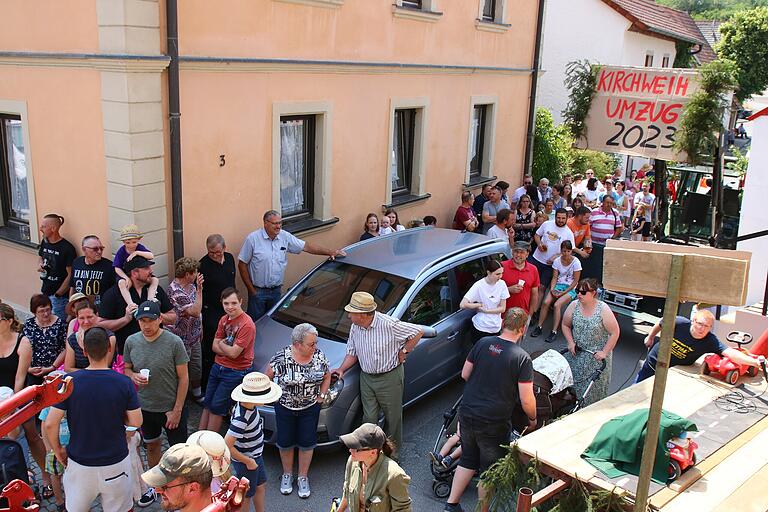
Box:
[226,403,264,459]
[589,208,622,244]
[347,312,422,374]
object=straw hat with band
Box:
[66,293,92,317]
[344,291,378,314]
[119,224,144,241]
[187,430,231,477]
[230,372,282,404]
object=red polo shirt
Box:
[501,259,540,314]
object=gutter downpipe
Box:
[523,0,546,175]
[167,0,184,260]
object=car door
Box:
[400,270,462,405]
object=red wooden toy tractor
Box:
[667,431,698,483]
[702,331,761,385]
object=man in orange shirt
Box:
[566,206,592,260]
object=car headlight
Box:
[322,376,344,409]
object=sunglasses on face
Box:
[577,288,594,295]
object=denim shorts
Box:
[553,283,577,300]
[274,402,321,450]
[204,364,249,416]
[457,411,510,473]
[231,456,267,497]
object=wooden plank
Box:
[531,479,570,506]
[649,414,768,509]
[603,245,750,305]
[711,463,768,512]
[605,239,752,260]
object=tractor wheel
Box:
[701,364,711,375]
[433,480,451,499]
[726,369,739,386]
[667,460,682,484]
[747,366,759,378]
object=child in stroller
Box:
[430,422,462,470]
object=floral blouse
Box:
[269,347,329,410]
[23,317,66,367]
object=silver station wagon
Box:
[253,227,510,447]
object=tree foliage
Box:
[657,0,768,20]
[532,107,574,183]
[675,60,738,164]
[562,60,600,141]
[716,6,768,101]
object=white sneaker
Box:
[280,473,294,495]
[137,488,157,508]
[297,476,311,499]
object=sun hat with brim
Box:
[344,291,378,313]
[0,387,13,401]
[142,443,211,488]
[119,224,144,241]
[187,431,231,477]
[65,293,91,317]
[231,372,282,404]
[340,423,386,451]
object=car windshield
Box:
[271,260,413,342]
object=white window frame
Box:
[662,54,670,68]
[0,100,39,245]
[393,0,442,22]
[385,97,429,205]
[477,0,508,25]
[272,101,333,222]
[645,51,654,67]
[465,95,498,183]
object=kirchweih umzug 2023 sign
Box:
[576,66,700,161]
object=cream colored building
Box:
[0,0,540,311]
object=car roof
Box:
[340,227,504,280]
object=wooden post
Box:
[633,254,685,512]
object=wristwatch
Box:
[401,347,409,354]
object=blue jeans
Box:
[49,294,67,320]
[274,402,321,450]
[204,364,250,416]
[247,287,282,323]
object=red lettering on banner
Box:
[604,99,682,124]
[661,103,682,124]
[653,77,666,95]
[598,70,612,92]
[614,71,626,92]
[674,78,689,97]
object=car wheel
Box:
[433,480,451,498]
[667,460,682,484]
[726,369,739,386]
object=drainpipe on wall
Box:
[167,0,184,261]
[523,0,546,176]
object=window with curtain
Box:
[469,105,487,179]
[0,114,30,241]
[482,0,497,21]
[402,0,422,8]
[280,115,315,219]
[391,109,416,197]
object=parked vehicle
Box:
[253,228,511,447]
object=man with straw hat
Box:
[332,292,423,461]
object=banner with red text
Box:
[575,66,700,161]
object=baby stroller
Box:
[428,346,607,498]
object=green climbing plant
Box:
[562,60,601,140]
[675,60,738,166]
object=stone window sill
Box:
[392,5,443,23]
[283,216,340,236]
[475,19,511,33]
[464,175,497,189]
[384,193,432,209]
[273,0,343,8]
[0,227,38,252]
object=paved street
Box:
[31,314,651,512]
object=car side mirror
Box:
[420,326,437,338]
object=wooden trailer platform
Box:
[516,365,768,511]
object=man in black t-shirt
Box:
[38,214,77,319]
[443,308,537,512]
[99,256,176,353]
[635,310,761,382]
[70,235,116,307]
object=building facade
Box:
[0,0,539,311]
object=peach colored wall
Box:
[178,1,537,69]
[178,69,531,287]
[0,1,99,53]
[0,67,108,308]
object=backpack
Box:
[0,439,29,486]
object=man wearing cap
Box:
[142,444,213,511]
[332,292,424,460]
[443,308,536,512]
[99,255,176,354]
[69,234,115,307]
[501,242,540,315]
[45,327,142,512]
[124,300,190,493]
[338,423,412,512]
[238,210,347,323]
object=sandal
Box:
[42,485,54,500]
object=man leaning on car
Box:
[332,291,423,461]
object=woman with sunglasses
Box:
[561,278,620,406]
[513,194,536,243]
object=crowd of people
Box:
[3,163,759,512]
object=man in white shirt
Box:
[486,209,515,246]
[529,209,575,315]
[511,175,534,205]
